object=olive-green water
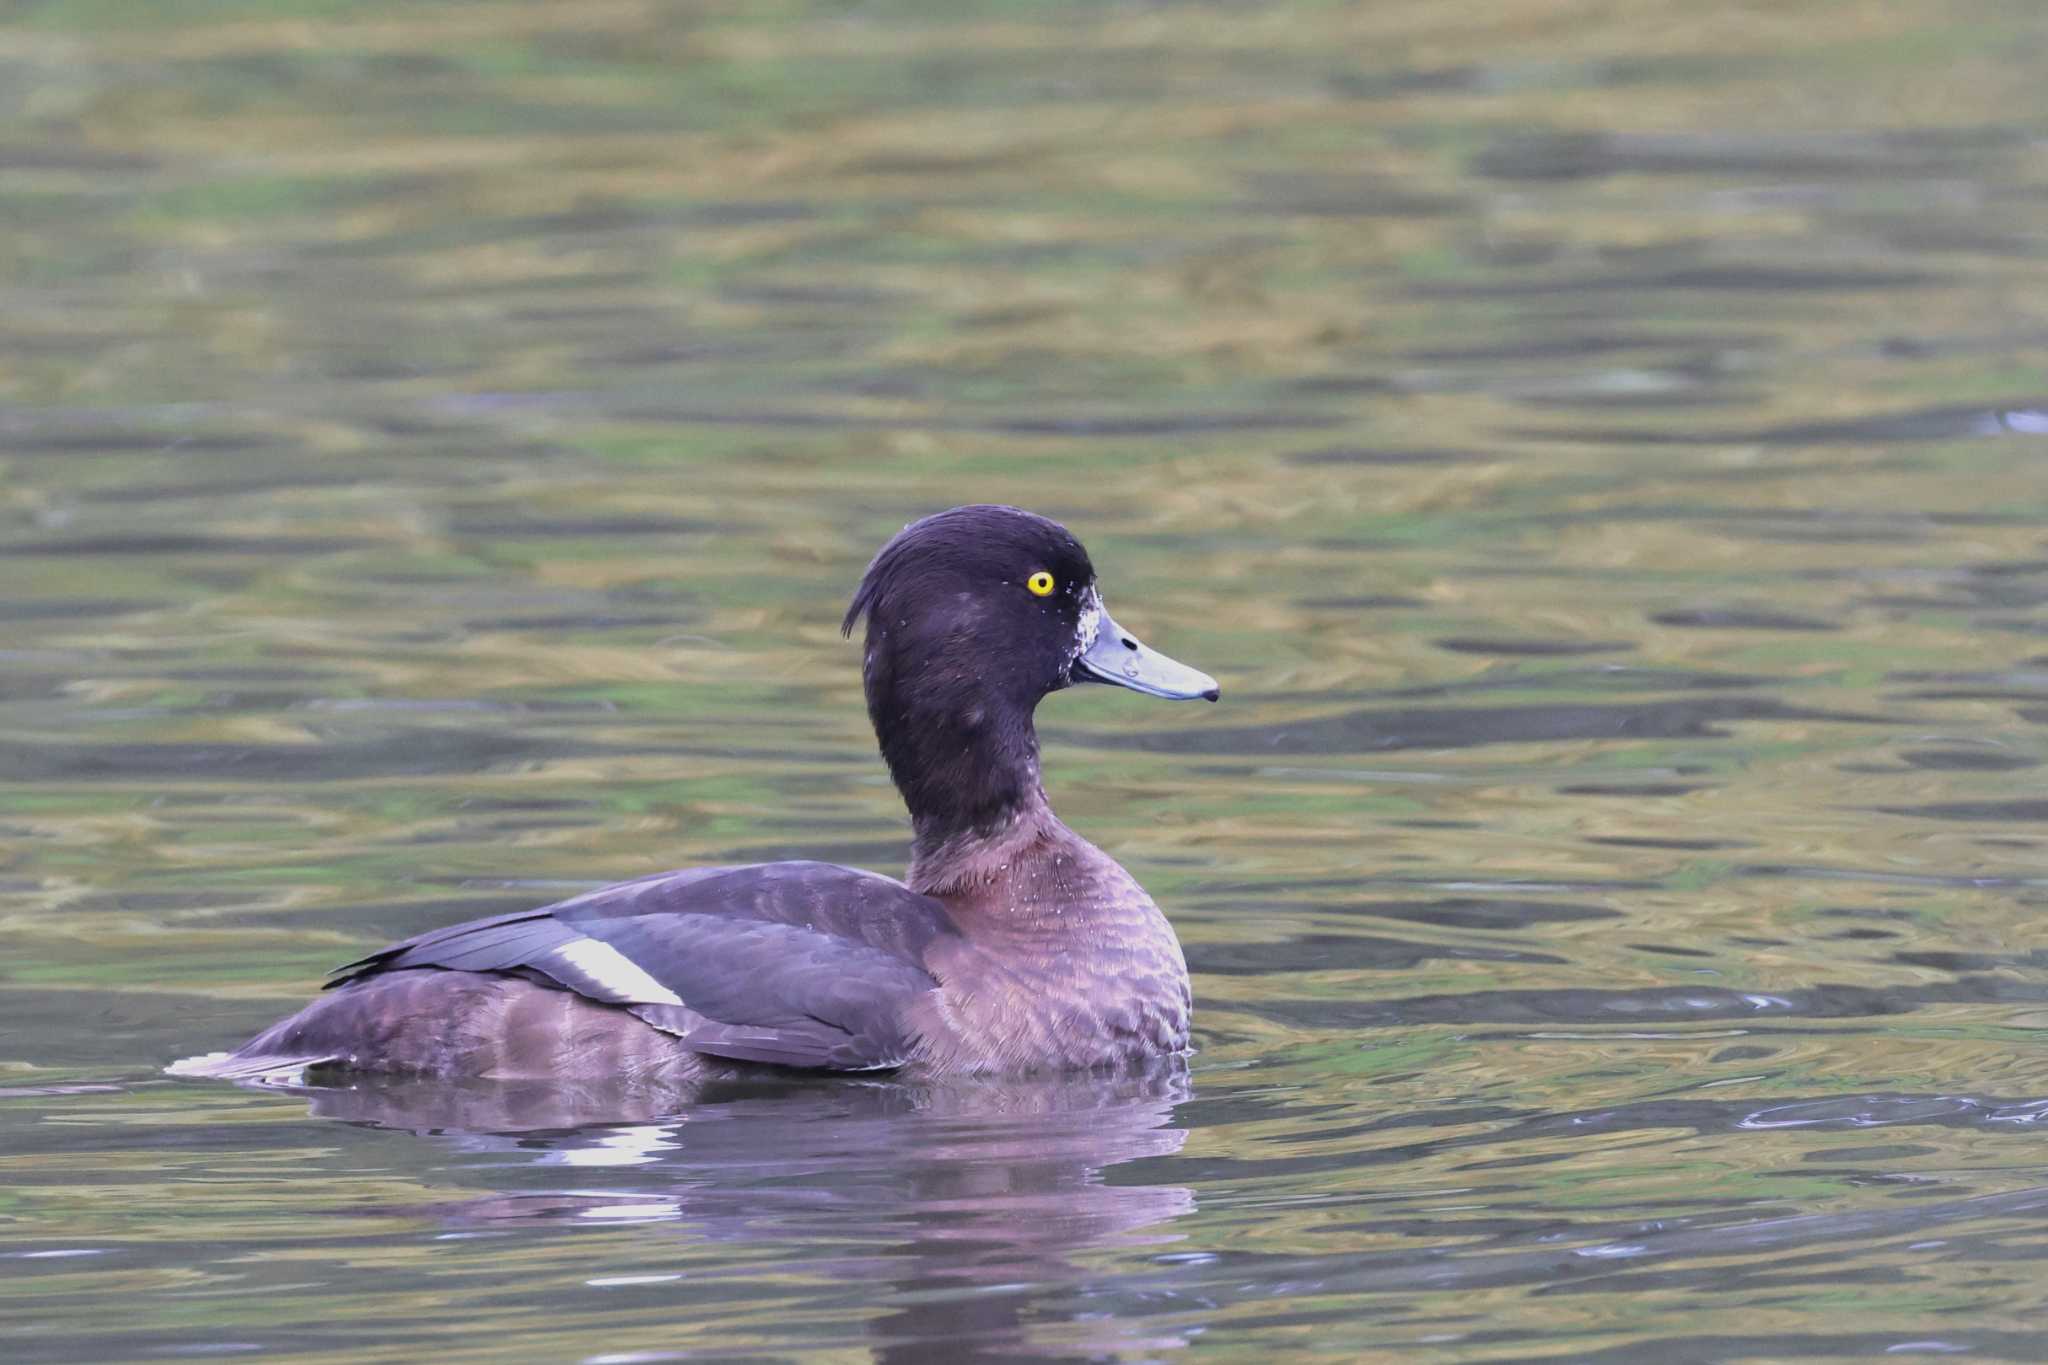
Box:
[5,1,2048,1360]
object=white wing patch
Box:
[549,937,686,1006]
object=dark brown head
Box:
[842,505,1216,841]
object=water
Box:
[4,0,2048,1358]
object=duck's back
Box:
[176,862,958,1082]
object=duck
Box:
[172,504,1219,1083]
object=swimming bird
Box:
[173,505,1219,1083]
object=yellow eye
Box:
[1026,570,1056,597]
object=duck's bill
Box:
[1072,606,1220,701]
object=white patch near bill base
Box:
[552,937,686,1005]
[1074,589,1104,658]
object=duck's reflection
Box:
[284,1063,1198,1359]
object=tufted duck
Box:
[171,505,1218,1082]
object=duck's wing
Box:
[326,861,953,1071]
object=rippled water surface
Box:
[5,1,2048,1359]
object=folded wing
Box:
[326,861,953,1071]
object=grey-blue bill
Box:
[1071,605,1219,701]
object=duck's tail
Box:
[166,969,706,1083]
[165,1048,333,1083]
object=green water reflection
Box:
[4,0,2048,1359]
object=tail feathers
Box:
[166,1049,336,1084]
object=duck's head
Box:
[842,505,1217,834]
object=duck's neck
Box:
[906,786,1060,896]
[868,681,1053,895]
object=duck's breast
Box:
[910,838,1191,1073]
